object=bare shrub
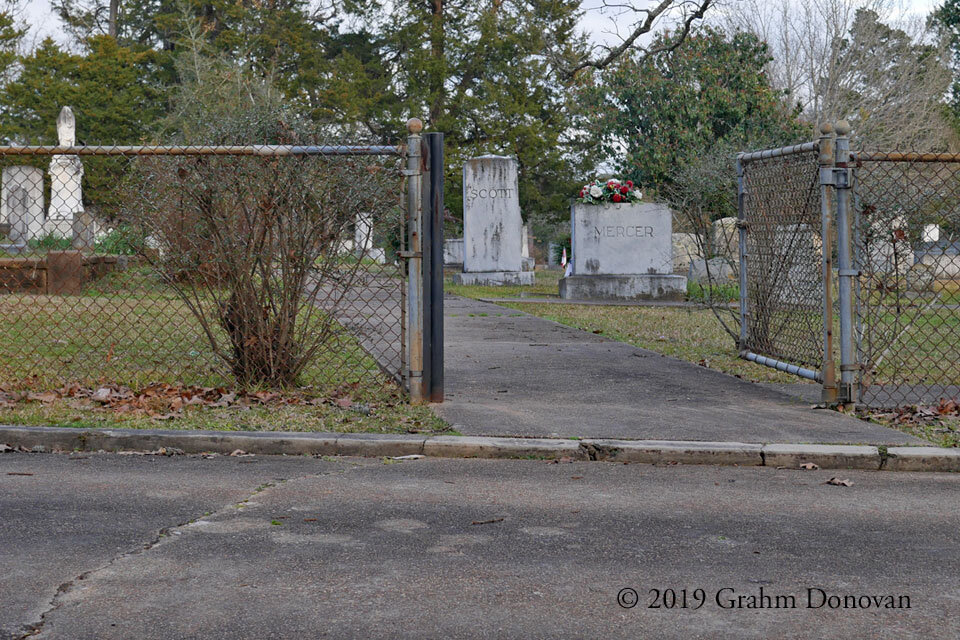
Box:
[124,150,399,388]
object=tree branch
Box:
[562,0,713,79]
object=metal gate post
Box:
[736,154,749,350]
[424,132,444,402]
[818,123,838,404]
[833,120,857,406]
[405,118,425,403]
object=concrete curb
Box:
[0,425,957,472]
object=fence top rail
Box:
[738,141,819,164]
[0,144,404,157]
[852,151,960,164]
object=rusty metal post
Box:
[405,118,425,403]
[818,123,838,404]
[833,120,857,407]
[736,154,747,350]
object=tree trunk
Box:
[428,0,445,125]
[108,0,119,38]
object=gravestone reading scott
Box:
[453,155,532,286]
[560,201,686,300]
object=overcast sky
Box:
[16,0,948,49]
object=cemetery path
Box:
[436,296,923,445]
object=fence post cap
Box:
[407,118,423,134]
[835,120,851,136]
[819,121,833,135]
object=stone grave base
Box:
[453,271,534,286]
[559,274,687,301]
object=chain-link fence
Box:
[0,143,408,398]
[853,152,960,408]
[738,143,827,379]
[736,127,960,409]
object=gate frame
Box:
[404,119,445,404]
[736,120,859,407]
[0,122,445,404]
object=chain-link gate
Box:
[738,123,960,409]
[737,140,832,394]
[0,116,443,403]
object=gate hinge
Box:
[400,169,421,177]
[820,167,851,188]
[735,220,749,230]
[838,268,860,277]
[397,251,421,259]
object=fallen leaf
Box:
[91,387,112,402]
[27,391,59,403]
[471,518,505,526]
[825,477,853,487]
[800,462,819,470]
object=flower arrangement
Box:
[576,178,643,205]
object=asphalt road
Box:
[2,451,958,639]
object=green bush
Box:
[27,234,73,251]
[687,281,739,303]
[93,226,145,255]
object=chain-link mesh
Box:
[740,147,825,372]
[0,144,407,397]
[852,152,960,408]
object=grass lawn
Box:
[0,386,450,435]
[0,268,452,435]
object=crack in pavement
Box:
[15,458,366,639]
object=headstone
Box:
[671,232,703,275]
[453,156,532,285]
[46,250,86,295]
[73,209,99,250]
[547,242,559,267]
[712,217,738,259]
[1,166,45,243]
[47,106,84,239]
[443,238,464,267]
[917,240,960,279]
[922,224,941,243]
[520,224,535,272]
[355,212,373,255]
[771,223,822,305]
[688,257,737,285]
[559,201,686,300]
[865,215,911,277]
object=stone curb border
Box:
[1,425,958,472]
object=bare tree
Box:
[717,0,954,149]
[562,0,714,78]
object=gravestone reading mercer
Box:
[453,155,532,286]
[560,201,686,300]
[47,106,85,240]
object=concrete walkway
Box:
[435,296,922,445]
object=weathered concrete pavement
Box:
[2,452,959,639]
[436,296,921,445]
